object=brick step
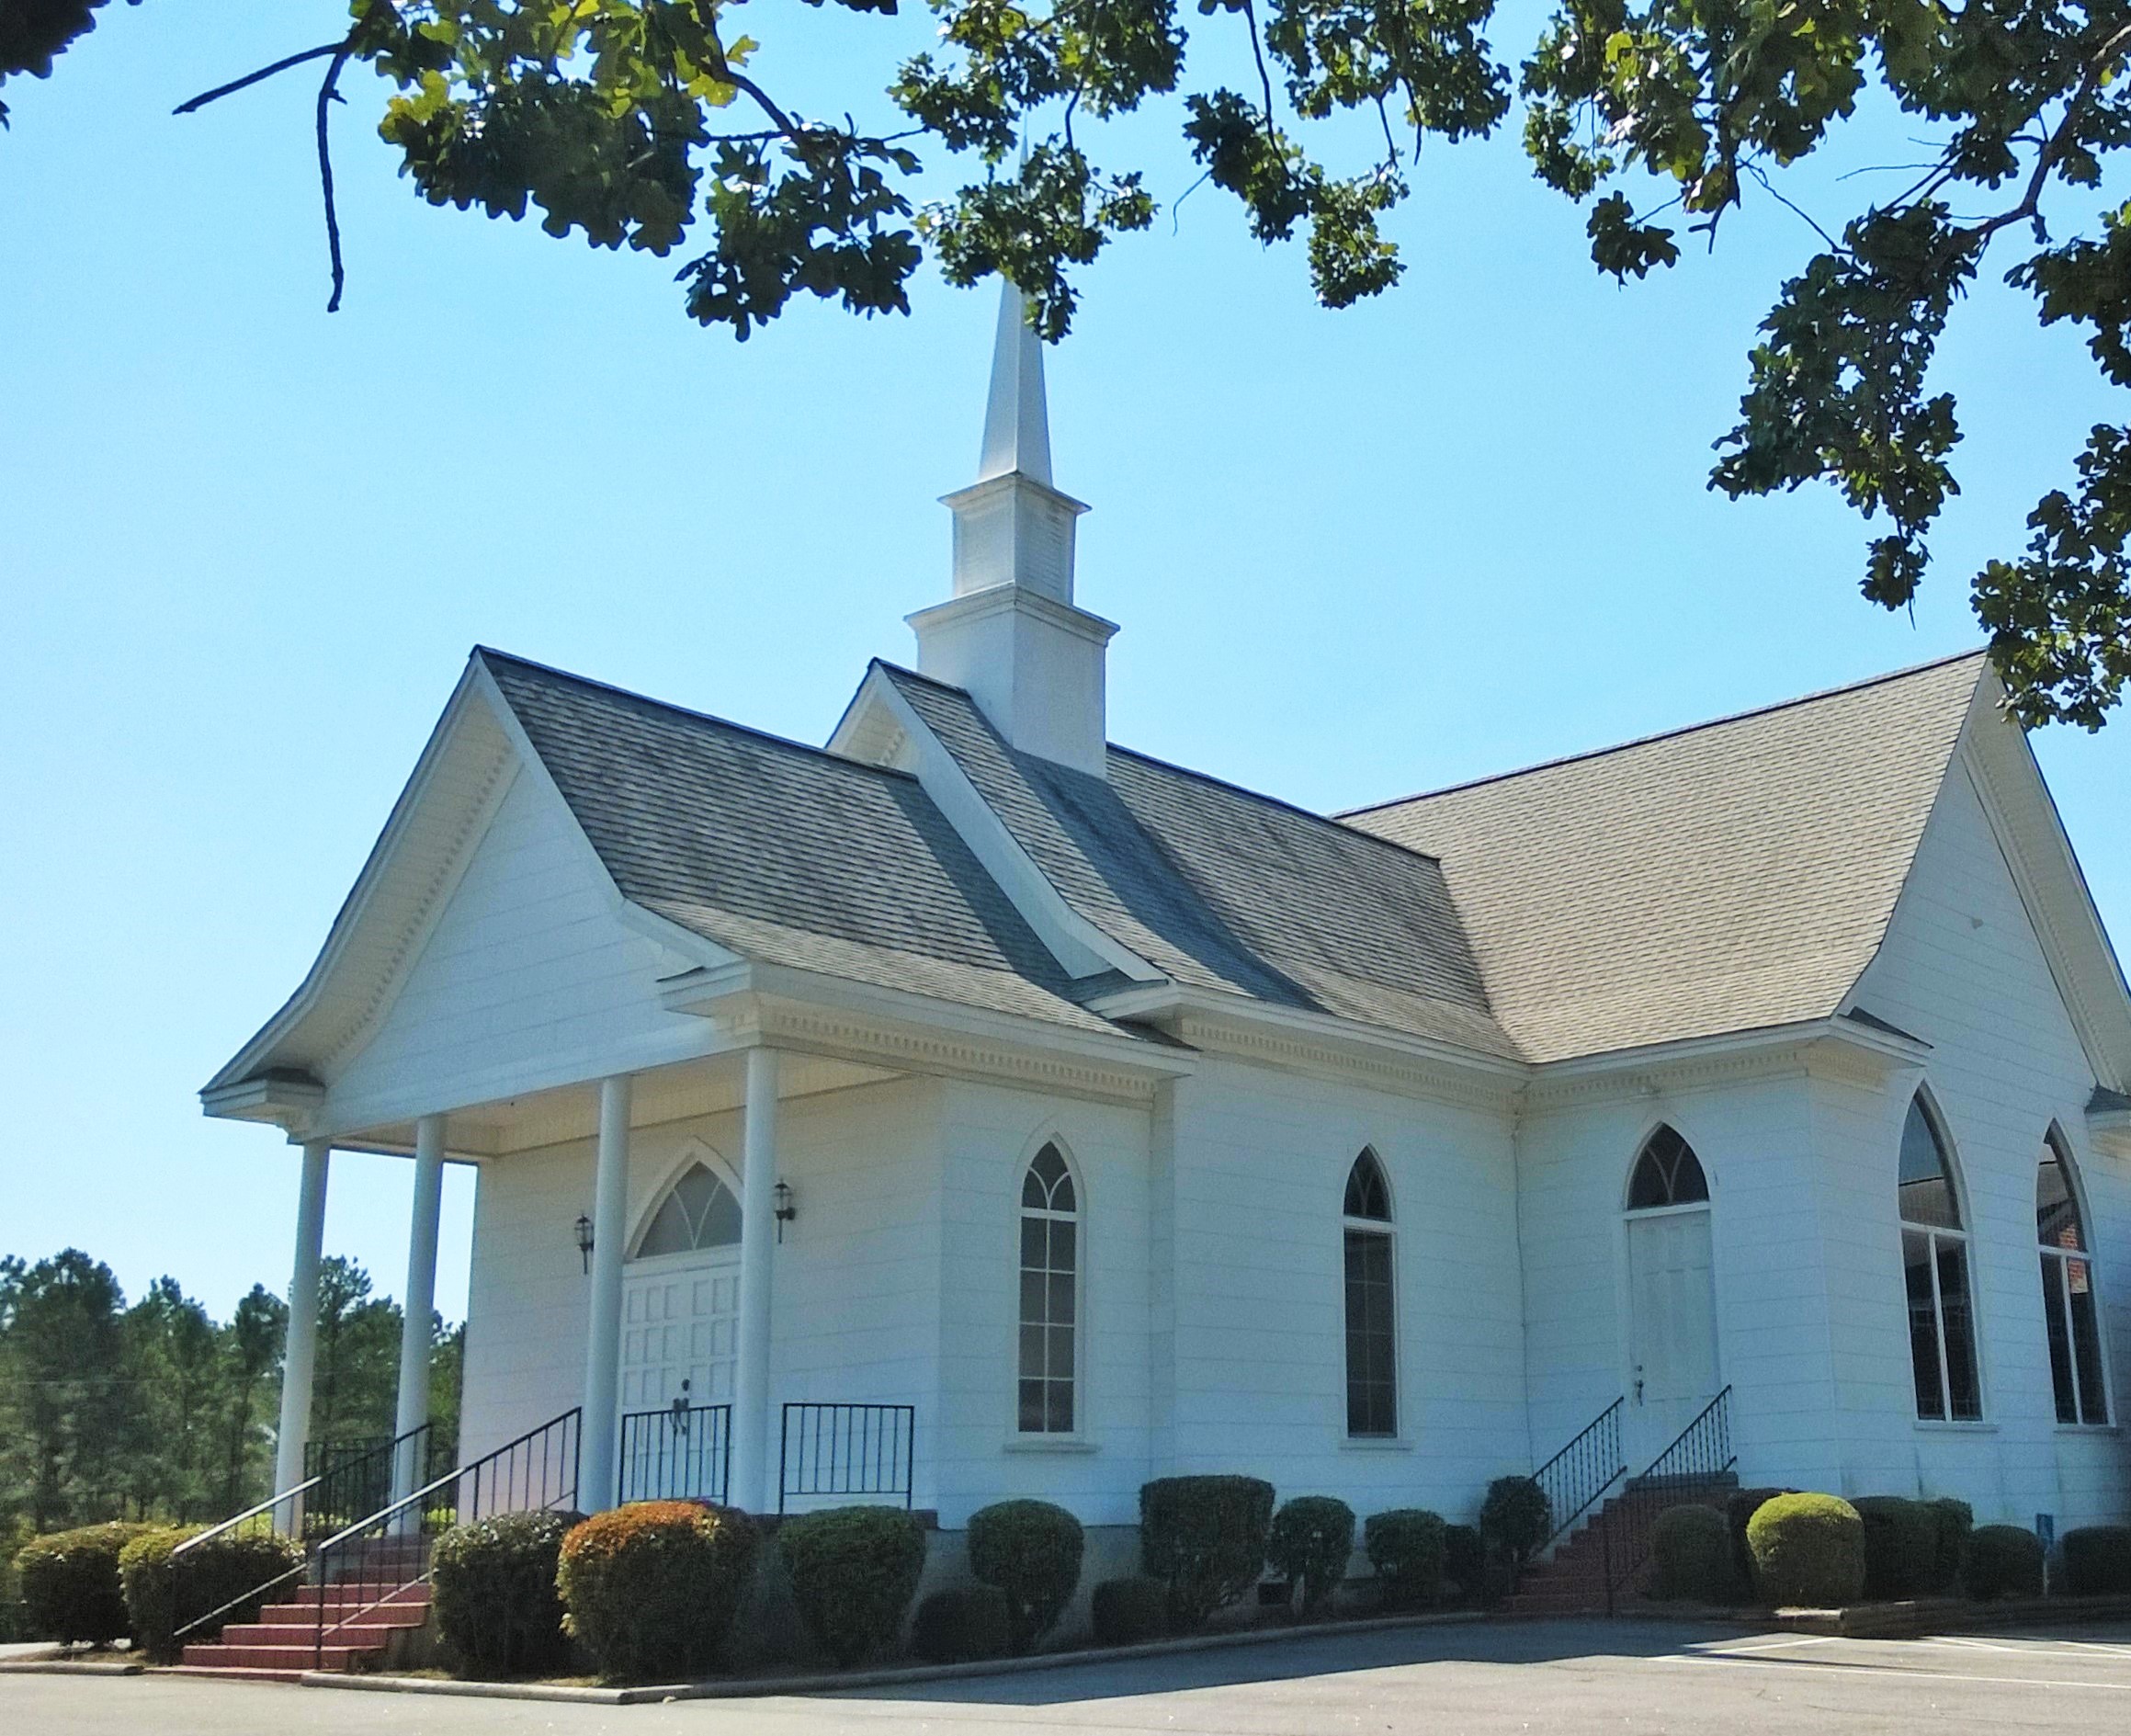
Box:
[258,1594,429,1625]
[180,1642,383,1672]
[221,1620,421,1648]
[272,1583,432,1610]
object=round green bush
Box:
[433,1509,583,1678]
[557,1501,758,1684]
[119,1525,304,1662]
[15,1523,155,1644]
[1964,1526,2045,1601]
[1746,1494,1865,1608]
[1266,1496,1355,1617]
[1443,1525,1488,1606]
[1924,1498,1971,1593]
[1651,1504,1736,1604]
[1726,1489,1791,1595]
[911,1584,1013,1662]
[1090,1575,1169,1646]
[2059,1526,2131,1596]
[1139,1476,1275,1632]
[778,1505,927,1668]
[967,1499,1083,1653]
[1479,1477,1551,1569]
[1852,1497,1940,1601]
[1363,1507,1447,1609]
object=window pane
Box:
[1937,1240,1981,1421]
[1345,1152,1390,1221]
[1018,1380,1046,1433]
[1021,1217,1047,1267]
[1019,1271,1045,1323]
[1048,1273,1074,1322]
[696,1180,742,1248]
[2069,1258,2110,1424]
[1627,1152,1671,1211]
[1048,1324,1074,1373]
[2043,1256,2079,1424]
[1343,1229,1396,1437]
[2038,1143,2085,1252]
[635,1194,694,1259]
[1045,1379,1074,1434]
[1019,1323,1045,1379]
[1899,1099,1960,1229]
[1050,1220,1076,1269]
[1021,1169,1047,1209]
[1905,1230,1945,1420]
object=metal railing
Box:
[778,1403,915,1514]
[1600,1385,1736,1614]
[619,1402,731,1504]
[302,1427,451,1539]
[310,1408,582,1668]
[1529,1397,1627,1562]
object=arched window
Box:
[2039,1131,2109,1424]
[633,1163,742,1259]
[1899,1095,1982,1421]
[1343,1150,1396,1438]
[1018,1143,1078,1435]
[1627,1125,1709,1210]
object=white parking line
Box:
[1663,1651,2131,1692]
[1693,1636,1842,1655]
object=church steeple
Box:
[908,278,1117,776]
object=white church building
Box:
[206,287,2131,1560]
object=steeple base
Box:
[909,584,1117,777]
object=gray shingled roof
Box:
[878,664,1517,1057]
[1343,652,1989,1063]
[480,651,1124,1036]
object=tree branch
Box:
[174,42,345,116]
[1237,0,1280,147]
[316,40,355,312]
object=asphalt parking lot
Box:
[6,1617,2131,1734]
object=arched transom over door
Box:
[1623,1126,1719,1467]
[620,1161,742,1423]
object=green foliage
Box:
[1964,1526,2046,1602]
[1651,1504,1736,1604]
[2058,1526,2131,1596]
[1363,1507,1446,1609]
[966,1499,1083,1653]
[1443,1523,1488,1606]
[1266,1495,1355,1616]
[1852,1497,1941,1602]
[119,1524,302,1662]
[1727,1489,1791,1597]
[1478,1477,1550,1570]
[1139,1475,1275,1631]
[0,0,140,127]
[557,1501,758,1683]
[1090,1574,1170,1646]
[911,1583,1013,1662]
[15,1521,153,1643]
[1925,1498,1972,1594]
[1746,1494,1865,1609]
[433,1509,583,1677]
[777,1505,927,1668]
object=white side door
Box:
[618,1255,740,1499]
[1625,1208,1719,1470]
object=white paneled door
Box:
[618,1255,740,1499]
[1625,1208,1719,1469]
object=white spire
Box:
[977,278,1054,486]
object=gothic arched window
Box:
[1899,1095,1982,1421]
[1627,1125,1709,1211]
[633,1163,742,1259]
[1018,1143,1079,1434]
[1343,1150,1396,1437]
[2039,1130,2110,1424]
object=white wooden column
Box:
[272,1140,331,1524]
[391,1114,448,1505]
[580,1074,632,1512]
[730,1046,781,1513]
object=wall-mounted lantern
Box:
[573,1213,595,1275]
[773,1180,797,1243]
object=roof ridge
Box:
[1340,647,1989,818]
[476,647,921,785]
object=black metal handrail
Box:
[619,1402,731,1504]
[1529,1396,1627,1561]
[310,1408,581,1668]
[778,1403,914,1514]
[1600,1385,1736,1614]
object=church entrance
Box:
[1622,1127,1721,1470]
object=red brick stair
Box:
[1502,1479,1734,1617]
[173,1583,432,1682]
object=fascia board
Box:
[1528,1015,1924,1094]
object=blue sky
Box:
[2,5,2124,1322]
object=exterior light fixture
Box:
[773,1180,796,1242]
[573,1213,595,1275]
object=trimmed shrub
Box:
[1964,1526,2045,1601]
[1139,1476,1275,1632]
[912,1585,1013,1663]
[433,1509,583,1677]
[1924,1498,1971,1593]
[1364,1508,1447,1610]
[557,1501,757,1684]
[16,1523,154,1644]
[2059,1526,2131,1597]
[1266,1496,1355,1617]
[1852,1497,1940,1601]
[1444,1525,1488,1606]
[1091,1576,1170,1647]
[1651,1505,1736,1604]
[967,1500,1083,1653]
[119,1525,304,1662]
[1479,1477,1551,1570]
[778,1505,927,1668]
[1727,1488,1792,1597]
[1746,1494,1866,1608]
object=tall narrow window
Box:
[1018,1144,1078,1434]
[1899,1095,1982,1422]
[1343,1150,1396,1437]
[2039,1131,2109,1424]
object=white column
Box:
[391,1114,448,1505]
[580,1075,632,1513]
[730,1046,780,1513]
[272,1140,331,1526]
